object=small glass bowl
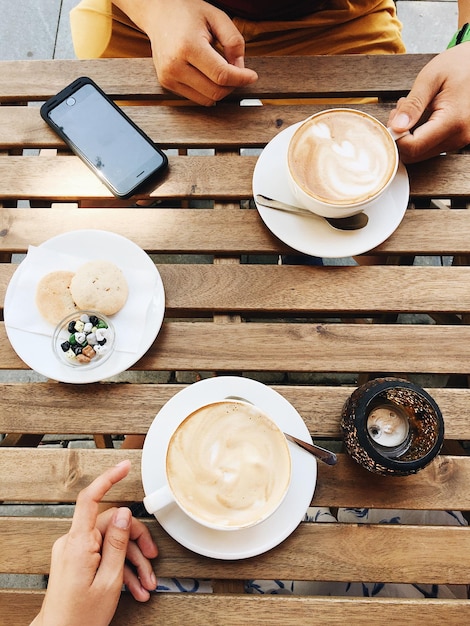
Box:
[53,311,115,370]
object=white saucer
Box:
[4,230,165,384]
[253,121,410,258]
[141,376,317,560]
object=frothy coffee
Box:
[166,401,291,529]
[288,109,397,206]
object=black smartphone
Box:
[40,76,168,199]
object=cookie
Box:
[35,271,78,325]
[70,260,128,315]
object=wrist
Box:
[447,22,470,47]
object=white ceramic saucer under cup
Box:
[252,121,410,259]
[141,376,317,560]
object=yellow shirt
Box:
[70,0,405,60]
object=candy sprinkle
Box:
[59,313,112,365]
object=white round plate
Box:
[4,230,165,384]
[141,376,317,560]
[253,121,410,258]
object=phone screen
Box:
[45,81,167,197]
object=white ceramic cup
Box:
[143,399,292,531]
[287,108,405,219]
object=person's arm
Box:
[113,0,258,105]
[388,0,470,162]
[30,460,158,626]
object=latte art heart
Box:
[288,110,397,207]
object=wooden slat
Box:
[115,594,470,626]
[136,322,470,374]
[155,265,470,314]
[0,103,399,150]
[1,515,469,585]
[3,321,470,373]
[0,55,434,102]
[1,449,470,511]
[0,155,254,201]
[149,322,470,373]
[0,208,278,255]
[1,592,469,626]
[3,264,470,314]
[1,154,470,201]
[3,207,470,256]
[1,384,470,439]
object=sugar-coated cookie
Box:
[70,260,128,315]
[35,271,77,325]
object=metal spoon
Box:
[284,432,338,466]
[255,194,368,230]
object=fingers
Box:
[124,539,158,601]
[397,127,463,163]
[121,518,158,602]
[98,512,157,602]
[95,507,132,589]
[390,101,464,162]
[140,0,262,101]
[95,506,158,602]
[388,60,441,135]
[129,516,159,559]
[193,41,258,88]
[97,508,158,559]
[124,563,154,602]
[207,9,246,67]
[158,50,257,106]
[153,4,257,105]
[71,460,131,535]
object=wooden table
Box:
[1,54,470,624]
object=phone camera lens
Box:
[66,97,76,106]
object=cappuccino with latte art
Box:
[143,400,291,530]
[287,109,399,218]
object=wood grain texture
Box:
[1,154,470,201]
[0,55,434,102]
[0,102,399,150]
[155,264,470,314]
[1,449,469,511]
[3,208,470,255]
[3,263,470,313]
[1,592,469,626]
[2,54,470,619]
[1,384,470,438]
[1,514,470,584]
[2,321,470,373]
[115,594,470,626]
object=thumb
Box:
[388,77,435,134]
[99,507,131,582]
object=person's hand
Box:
[388,42,470,163]
[129,0,258,105]
[31,460,158,626]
